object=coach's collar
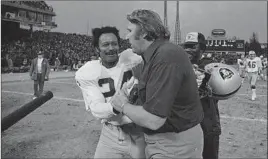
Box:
[142,39,167,63]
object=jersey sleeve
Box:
[245,59,249,71]
[119,49,142,67]
[237,59,240,65]
[257,58,263,68]
[75,70,116,120]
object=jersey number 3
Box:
[98,70,133,98]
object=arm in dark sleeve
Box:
[29,59,34,76]
[143,62,183,117]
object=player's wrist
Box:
[121,102,127,114]
[122,102,128,115]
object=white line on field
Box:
[2,81,75,85]
[2,90,83,102]
[49,81,76,85]
[236,94,267,97]
[2,90,267,123]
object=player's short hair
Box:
[92,26,120,48]
[127,9,170,41]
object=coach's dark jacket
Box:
[29,58,50,81]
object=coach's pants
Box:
[144,124,203,159]
[94,122,146,159]
[34,73,45,97]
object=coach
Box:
[111,9,204,158]
[29,50,50,99]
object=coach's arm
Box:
[113,63,182,131]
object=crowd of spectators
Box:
[1,29,131,73]
[2,28,242,74]
[9,1,53,12]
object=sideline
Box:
[2,90,267,123]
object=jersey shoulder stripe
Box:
[75,60,102,82]
[118,48,142,67]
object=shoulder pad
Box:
[118,49,142,66]
[75,60,101,81]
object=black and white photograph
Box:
[1,1,267,158]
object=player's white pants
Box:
[247,72,258,86]
[261,68,267,80]
[94,122,146,159]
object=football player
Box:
[184,32,221,159]
[245,50,263,100]
[237,54,246,83]
[261,57,267,81]
[75,26,145,158]
[256,55,262,80]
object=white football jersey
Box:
[75,49,142,125]
[237,59,245,68]
[262,58,267,68]
[245,57,262,72]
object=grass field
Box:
[1,72,267,158]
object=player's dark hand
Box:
[128,84,139,104]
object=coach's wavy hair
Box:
[127,9,170,41]
[92,26,121,49]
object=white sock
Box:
[252,89,256,98]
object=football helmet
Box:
[204,63,242,100]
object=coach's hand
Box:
[45,76,49,81]
[110,86,129,113]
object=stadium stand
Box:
[1,29,131,73]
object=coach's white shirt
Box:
[37,58,43,73]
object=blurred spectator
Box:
[220,58,226,64]
[6,54,14,73]
[72,60,79,71]
[1,56,8,68]
[54,57,61,71]
[20,56,30,72]
[77,60,83,68]
[29,50,50,99]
